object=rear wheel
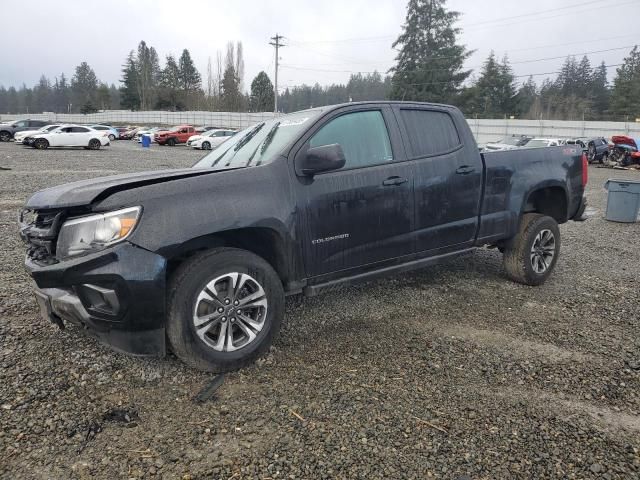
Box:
[0,131,11,142]
[167,248,284,372]
[88,139,101,150]
[202,141,211,150]
[167,138,176,146]
[503,214,560,286]
[34,138,49,150]
[108,134,115,141]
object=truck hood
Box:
[25,167,220,210]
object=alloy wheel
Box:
[530,229,555,274]
[192,272,268,352]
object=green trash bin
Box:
[604,178,640,223]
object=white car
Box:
[524,138,563,148]
[14,124,62,144]
[135,127,167,143]
[187,129,236,150]
[30,125,110,150]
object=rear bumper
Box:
[25,242,167,356]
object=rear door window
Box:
[309,110,393,170]
[71,127,89,133]
[399,109,461,158]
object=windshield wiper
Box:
[233,123,265,152]
[209,122,266,168]
[244,122,281,167]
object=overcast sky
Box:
[2,0,639,92]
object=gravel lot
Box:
[1,140,639,479]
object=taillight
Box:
[581,153,588,187]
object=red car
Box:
[155,125,196,146]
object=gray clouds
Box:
[1,0,638,90]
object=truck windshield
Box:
[192,109,323,170]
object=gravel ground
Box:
[1,140,639,479]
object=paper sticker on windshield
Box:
[280,117,310,127]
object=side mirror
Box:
[298,143,346,176]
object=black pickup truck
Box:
[20,102,588,372]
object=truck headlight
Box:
[56,207,141,260]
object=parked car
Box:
[14,124,62,145]
[187,129,236,150]
[0,119,50,142]
[90,125,119,142]
[115,127,129,139]
[584,137,609,163]
[195,126,217,134]
[523,138,563,148]
[121,127,142,140]
[19,101,587,372]
[483,135,532,151]
[135,127,166,143]
[29,125,110,150]
[156,125,196,146]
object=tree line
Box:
[1,0,639,120]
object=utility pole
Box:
[269,34,285,113]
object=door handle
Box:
[456,165,475,175]
[382,176,408,186]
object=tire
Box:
[599,151,607,165]
[34,138,49,150]
[88,139,101,150]
[0,131,12,142]
[166,247,284,372]
[587,143,597,163]
[167,138,176,146]
[503,214,560,286]
[202,141,211,150]
[108,134,115,141]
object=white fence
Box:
[1,111,639,143]
[0,110,279,130]
[467,118,640,144]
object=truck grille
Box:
[19,209,65,265]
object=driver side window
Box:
[309,110,393,170]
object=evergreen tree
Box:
[249,71,274,112]
[71,62,98,113]
[610,45,640,118]
[514,76,538,118]
[53,73,71,113]
[470,53,516,117]
[220,43,243,111]
[591,61,609,117]
[97,83,111,110]
[157,55,183,110]
[135,41,160,110]
[390,0,472,103]
[178,49,202,108]
[33,75,52,113]
[120,51,140,110]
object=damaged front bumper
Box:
[26,242,167,356]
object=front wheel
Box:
[167,247,284,372]
[34,138,49,150]
[108,134,115,141]
[0,131,11,142]
[202,141,211,150]
[167,138,176,146]
[503,214,560,286]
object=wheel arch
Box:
[165,227,294,289]
[522,183,569,224]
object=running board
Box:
[303,248,474,297]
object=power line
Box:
[276,63,624,91]
[280,45,634,75]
